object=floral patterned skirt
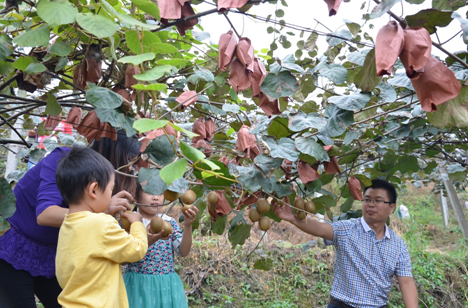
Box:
[123,271,188,308]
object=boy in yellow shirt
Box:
[55,146,148,307]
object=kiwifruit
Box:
[305,201,316,214]
[297,211,306,220]
[259,216,271,231]
[256,198,270,213]
[181,190,196,205]
[248,207,261,222]
[120,211,134,231]
[163,190,180,202]
[181,204,194,213]
[162,221,173,237]
[149,216,164,234]
[294,197,305,210]
[207,191,218,205]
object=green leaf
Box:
[157,58,190,67]
[405,0,424,3]
[116,13,159,30]
[295,137,329,162]
[195,69,214,82]
[326,107,355,137]
[56,57,68,72]
[314,62,348,85]
[253,258,274,271]
[138,168,168,195]
[228,223,251,248]
[45,94,62,116]
[340,197,354,212]
[131,0,160,19]
[254,154,283,174]
[328,93,372,112]
[264,137,299,162]
[0,216,10,233]
[125,30,161,54]
[370,0,402,19]
[167,122,198,139]
[150,43,179,54]
[200,159,220,171]
[0,178,16,218]
[406,9,453,34]
[180,141,205,163]
[86,87,123,108]
[354,49,380,92]
[304,32,318,52]
[211,215,227,235]
[50,41,71,56]
[261,71,299,99]
[37,0,78,27]
[432,0,464,11]
[13,56,34,71]
[427,86,468,128]
[275,9,284,17]
[345,19,361,37]
[143,135,177,167]
[13,25,51,47]
[0,43,12,61]
[281,54,305,74]
[194,161,233,186]
[267,117,293,139]
[95,108,137,137]
[133,119,169,133]
[326,29,353,46]
[160,158,187,186]
[134,65,173,81]
[452,12,468,44]
[396,156,420,174]
[25,63,47,73]
[132,83,168,92]
[288,112,326,132]
[75,13,119,38]
[424,161,438,174]
[118,53,155,65]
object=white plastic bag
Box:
[397,205,410,219]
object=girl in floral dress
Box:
[123,184,198,308]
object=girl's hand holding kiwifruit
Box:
[181,206,198,226]
[106,190,133,216]
[146,226,171,246]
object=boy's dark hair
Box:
[363,179,397,204]
[56,145,115,205]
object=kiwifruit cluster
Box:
[149,217,172,237]
[248,198,271,231]
[180,189,196,213]
[207,191,218,212]
[294,197,316,220]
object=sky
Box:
[193,1,468,61]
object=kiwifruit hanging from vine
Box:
[149,216,164,234]
[297,211,306,220]
[256,198,270,213]
[305,201,316,214]
[181,190,196,205]
[181,204,194,213]
[294,197,305,210]
[248,207,261,222]
[163,190,180,202]
[259,216,271,231]
[162,221,173,237]
[207,191,218,205]
[120,211,134,231]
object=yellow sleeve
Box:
[100,220,148,263]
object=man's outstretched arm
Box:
[398,276,418,308]
[273,202,334,241]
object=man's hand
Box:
[398,276,418,308]
[182,207,199,227]
[106,191,133,216]
[272,202,297,223]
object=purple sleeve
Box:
[35,147,70,217]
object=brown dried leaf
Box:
[44,114,61,130]
[229,57,251,93]
[375,21,405,76]
[157,0,183,19]
[219,30,238,71]
[214,190,232,216]
[66,107,82,129]
[176,91,198,110]
[236,125,259,158]
[234,191,262,210]
[204,118,215,141]
[76,111,117,143]
[323,156,340,174]
[217,0,249,12]
[348,176,363,201]
[192,117,207,143]
[125,65,140,88]
[194,139,212,157]
[176,3,198,36]
[250,58,267,97]
[400,27,432,79]
[411,57,461,112]
[236,37,255,72]
[297,160,319,184]
[258,93,281,117]
[323,0,342,16]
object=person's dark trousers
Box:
[0,258,62,308]
[328,304,343,308]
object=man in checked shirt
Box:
[273,179,418,308]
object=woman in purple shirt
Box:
[0,132,140,307]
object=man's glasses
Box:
[362,198,393,206]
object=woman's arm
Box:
[37,206,69,227]
[178,207,198,257]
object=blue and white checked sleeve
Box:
[324,219,355,246]
[395,242,413,277]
